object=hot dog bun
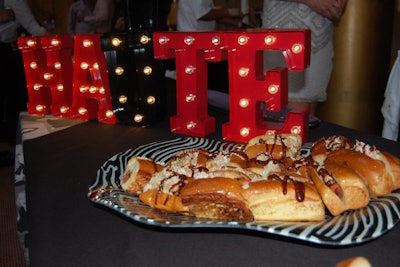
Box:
[121,134,400,222]
[168,148,209,177]
[326,150,393,198]
[245,133,302,160]
[382,151,400,190]
[309,166,347,216]
[179,178,253,221]
[311,136,354,165]
[242,180,325,221]
[139,189,188,213]
[309,162,370,216]
[353,140,400,192]
[335,256,371,267]
[121,156,162,195]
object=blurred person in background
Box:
[262,0,347,116]
[0,0,50,153]
[78,0,115,34]
[381,0,400,141]
[177,0,244,31]
[177,0,244,95]
[67,0,95,35]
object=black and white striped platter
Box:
[88,137,400,246]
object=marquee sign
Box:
[17,29,310,143]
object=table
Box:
[22,91,400,267]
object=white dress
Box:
[262,0,334,102]
[177,0,215,31]
[381,51,400,141]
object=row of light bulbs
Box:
[24,35,158,124]
[157,33,304,137]
[24,33,303,135]
[157,34,303,54]
[104,35,157,124]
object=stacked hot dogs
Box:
[120,134,400,221]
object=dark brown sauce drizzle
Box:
[267,174,305,202]
[156,173,187,205]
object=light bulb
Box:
[83,40,92,47]
[268,84,279,94]
[147,96,156,104]
[238,67,249,77]
[264,35,276,45]
[239,98,249,108]
[134,114,144,123]
[111,38,122,47]
[238,36,248,45]
[119,95,127,103]
[240,128,250,137]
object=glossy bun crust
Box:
[121,156,161,195]
[242,180,325,221]
[326,150,393,198]
[121,134,400,221]
[179,178,253,221]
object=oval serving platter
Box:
[88,137,400,246]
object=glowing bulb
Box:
[78,107,87,115]
[212,36,220,45]
[185,65,195,74]
[264,35,276,45]
[83,40,92,47]
[89,86,97,94]
[239,98,249,108]
[184,36,195,45]
[93,63,99,70]
[27,40,36,47]
[111,38,122,47]
[238,67,249,77]
[140,35,150,44]
[158,36,169,45]
[30,62,37,69]
[99,87,105,94]
[105,110,114,118]
[147,96,156,104]
[54,62,61,69]
[292,43,302,54]
[60,106,69,114]
[80,62,89,69]
[51,39,60,46]
[134,114,144,123]
[43,73,53,80]
[240,128,250,137]
[186,94,196,102]
[291,126,302,135]
[143,66,152,75]
[268,84,279,94]
[266,130,276,135]
[57,84,64,91]
[186,121,196,129]
[238,35,248,45]
[79,86,88,93]
[36,105,45,112]
[33,83,42,90]
[115,67,124,75]
[119,95,127,104]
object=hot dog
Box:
[309,162,370,216]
